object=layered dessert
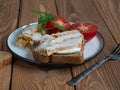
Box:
[16,11,97,64]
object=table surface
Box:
[0,0,120,90]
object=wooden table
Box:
[0,0,120,90]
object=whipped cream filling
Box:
[34,30,84,56]
[57,47,81,54]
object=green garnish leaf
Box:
[46,13,56,21]
[54,24,65,31]
[32,10,56,24]
[38,15,48,24]
[33,10,64,33]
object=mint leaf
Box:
[33,10,56,24]
[54,24,65,31]
[38,15,48,24]
[32,10,58,33]
[46,13,56,21]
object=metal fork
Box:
[68,44,120,86]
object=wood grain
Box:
[0,64,12,90]
[18,0,58,26]
[92,0,120,89]
[12,60,73,90]
[0,0,20,90]
[11,0,73,90]
[92,0,120,44]
[56,0,120,90]
[0,0,20,50]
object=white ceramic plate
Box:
[7,22,104,66]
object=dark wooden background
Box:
[0,0,120,90]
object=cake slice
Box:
[34,30,84,56]
[0,51,12,69]
[16,24,42,49]
[33,30,85,64]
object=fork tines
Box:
[112,44,120,55]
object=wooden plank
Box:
[11,0,74,90]
[56,0,120,89]
[12,60,73,90]
[0,64,11,90]
[0,0,20,50]
[92,0,120,89]
[92,0,120,43]
[18,0,58,26]
[0,0,20,90]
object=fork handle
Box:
[68,56,110,86]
